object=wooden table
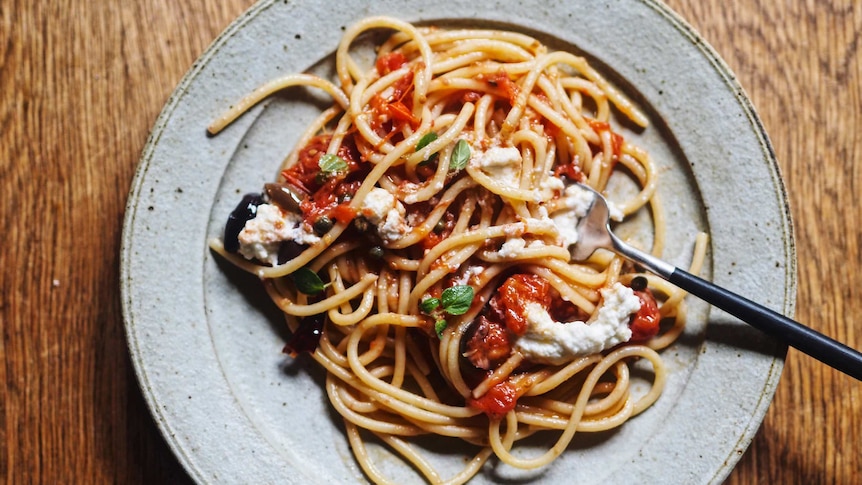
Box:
[2,0,859,482]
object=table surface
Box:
[2,0,860,483]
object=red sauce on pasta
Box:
[629,289,660,342]
[494,273,551,335]
[468,380,518,420]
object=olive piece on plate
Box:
[224,193,264,253]
[264,182,304,213]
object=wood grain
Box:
[1,0,859,483]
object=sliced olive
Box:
[224,193,264,253]
[630,276,648,292]
[282,313,325,357]
[277,241,305,265]
[264,182,304,213]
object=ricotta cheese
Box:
[360,187,397,225]
[451,265,485,286]
[473,146,522,189]
[550,208,581,249]
[607,200,625,222]
[539,174,565,192]
[360,187,410,244]
[497,237,527,258]
[549,184,593,248]
[237,203,320,265]
[378,208,409,243]
[514,283,641,365]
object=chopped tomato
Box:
[280,134,361,193]
[465,316,512,370]
[492,274,551,335]
[299,178,361,226]
[330,203,358,224]
[386,100,419,127]
[390,69,415,101]
[376,51,407,75]
[419,210,455,251]
[368,69,419,139]
[553,155,585,182]
[629,289,660,342]
[487,70,518,105]
[461,91,482,104]
[468,380,518,420]
[588,120,624,158]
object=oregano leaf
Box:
[292,267,326,295]
[449,139,471,171]
[434,319,448,338]
[318,153,348,176]
[420,297,441,314]
[440,285,474,316]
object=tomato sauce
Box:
[279,134,364,227]
[418,210,455,251]
[588,119,624,158]
[629,289,660,342]
[486,70,519,105]
[468,380,518,420]
[465,316,512,370]
[369,68,419,139]
[492,274,551,335]
[299,178,361,226]
[376,52,407,75]
[553,157,586,182]
[280,134,361,193]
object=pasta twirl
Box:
[209,16,707,485]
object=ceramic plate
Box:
[121,0,794,483]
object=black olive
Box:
[433,220,446,233]
[277,241,305,265]
[313,216,334,235]
[282,313,325,357]
[224,193,264,253]
[264,183,304,213]
[630,275,648,292]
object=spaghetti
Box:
[209,16,707,484]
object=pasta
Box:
[209,16,707,484]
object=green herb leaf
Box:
[440,285,474,315]
[292,267,326,295]
[318,153,349,176]
[449,139,471,171]
[434,319,448,338]
[416,132,438,152]
[419,297,441,314]
[416,132,439,164]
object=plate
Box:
[121,0,795,483]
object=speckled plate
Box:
[121,0,794,483]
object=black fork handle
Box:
[669,268,862,381]
[611,231,862,380]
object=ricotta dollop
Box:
[514,283,641,365]
[473,145,523,190]
[360,187,410,244]
[237,203,320,265]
